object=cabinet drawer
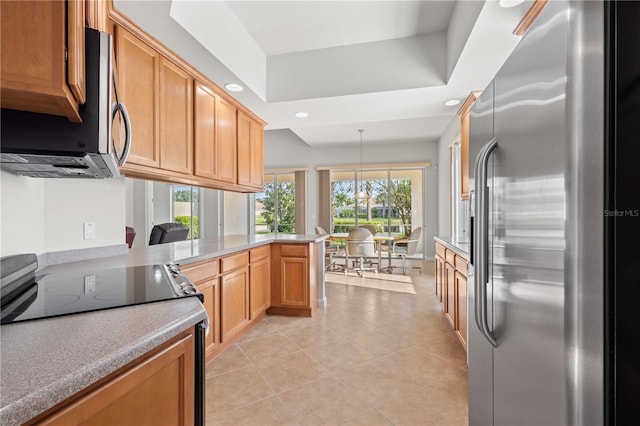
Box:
[455,256,468,275]
[435,243,446,258]
[181,259,219,284]
[221,252,249,273]
[445,249,456,265]
[280,244,308,258]
[250,245,270,262]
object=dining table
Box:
[329,232,401,272]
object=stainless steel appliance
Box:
[468,1,638,424]
[0,254,206,425]
[0,28,131,178]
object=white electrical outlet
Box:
[84,274,96,293]
[84,222,96,240]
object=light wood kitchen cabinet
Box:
[269,243,318,317]
[109,4,266,193]
[435,241,468,350]
[237,111,265,189]
[85,0,109,32]
[115,25,160,167]
[159,58,193,175]
[249,245,271,319]
[32,330,195,425]
[1,0,85,122]
[181,259,220,361]
[193,80,237,184]
[455,270,468,350]
[193,82,219,180]
[445,262,456,329]
[220,252,250,343]
[215,97,238,184]
[457,91,480,201]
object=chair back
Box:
[360,224,377,235]
[346,228,376,257]
[405,227,422,255]
[148,222,189,245]
[315,226,328,235]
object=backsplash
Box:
[1,171,127,257]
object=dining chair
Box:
[360,224,377,235]
[315,226,343,271]
[345,227,378,277]
[388,227,422,274]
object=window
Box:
[255,172,296,234]
[172,185,199,239]
[330,168,424,242]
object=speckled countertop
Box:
[39,233,328,274]
[434,236,469,257]
[0,297,206,426]
[0,233,325,425]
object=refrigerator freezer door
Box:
[491,1,569,424]
[468,81,495,426]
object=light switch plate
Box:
[84,222,96,240]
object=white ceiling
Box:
[167,0,533,147]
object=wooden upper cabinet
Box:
[237,111,265,189]
[457,91,481,201]
[67,0,86,105]
[216,97,238,184]
[159,58,193,175]
[194,81,218,180]
[85,0,109,32]
[0,0,83,122]
[115,25,160,168]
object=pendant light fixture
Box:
[355,129,368,200]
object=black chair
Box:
[148,223,189,245]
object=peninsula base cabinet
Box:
[269,243,318,317]
[28,330,196,426]
[434,241,469,350]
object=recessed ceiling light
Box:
[499,0,526,8]
[444,99,461,107]
[225,83,243,92]
[294,112,309,118]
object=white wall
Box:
[437,116,461,237]
[224,192,249,235]
[264,129,439,257]
[1,171,127,256]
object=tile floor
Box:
[205,260,468,425]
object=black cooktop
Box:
[1,263,199,325]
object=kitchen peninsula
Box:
[0,234,326,425]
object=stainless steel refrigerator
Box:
[467,1,639,424]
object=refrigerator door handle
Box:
[473,137,498,348]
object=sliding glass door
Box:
[330,168,423,242]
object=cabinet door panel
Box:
[220,268,249,342]
[67,0,85,105]
[280,258,308,307]
[445,262,456,328]
[41,332,194,426]
[250,257,270,319]
[0,0,81,121]
[159,58,192,174]
[194,82,217,179]
[215,98,237,184]
[237,112,251,186]
[115,26,159,167]
[455,271,467,349]
[238,111,264,188]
